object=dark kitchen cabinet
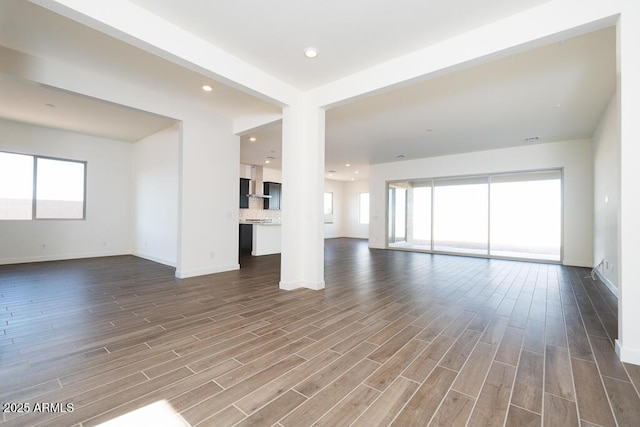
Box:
[239,178,250,208]
[239,224,252,255]
[263,182,281,210]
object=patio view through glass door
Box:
[433,176,488,255]
[387,184,407,245]
[489,171,562,261]
[386,169,562,262]
[388,181,431,250]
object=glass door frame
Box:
[385,168,564,264]
[387,183,408,246]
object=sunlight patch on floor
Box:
[97,400,190,427]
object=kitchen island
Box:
[239,220,281,256]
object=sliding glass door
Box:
[386,169,562,262]
[489,171,561,261]
[408,182,431,250]
[389,181,432,250]
[388,183,407,246]
[433,177,488,255]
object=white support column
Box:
[616,0,640,365]
[279,99,325,290]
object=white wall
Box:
[0,118,132,264]
[617,0,640,365]
[343,180,370,239]
[132,124,180,266]
[592,94,619,291]
[263,167,282,183]
[322,179,370,240]
[369,140,594,267]
[240,164,282,182]
[324,179,344,238]
[177,114,240,278]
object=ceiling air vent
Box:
[524,136,540,142]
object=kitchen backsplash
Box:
[239,197,281,221]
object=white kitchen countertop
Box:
[239,220,281,225]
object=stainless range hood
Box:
[247,165,272,199]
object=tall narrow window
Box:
[0,152,33,219]
[324,192,333,214]
[324,192,334,223]
[359,193,369,224]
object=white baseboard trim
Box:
[132,252,176,268]
[251,250,280,256]
[594,269,619,298]
[616,339,640,366]
[0,250,130,266]
[175,264,239,279]
[562,259,592,268]
[279,280,325,291]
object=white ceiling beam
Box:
[309,0,621,109]
[29,0,621,115]
[233,113,282,136]
[28,0,299,108]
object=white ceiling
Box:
[324,27,616,180]
[0,72,177,143]
[241,27,615,180]
[0,0,616,182]
[0,0,279,136]
[129,0,551,90]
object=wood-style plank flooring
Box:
[1,238,639,426]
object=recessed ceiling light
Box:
[345,163,351,167]
[265,160,270,164]
[249,136,257,142]
[202,85,213,92]
[355,171,359,174]
[304,47,318,58]
[351,178,355,181]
